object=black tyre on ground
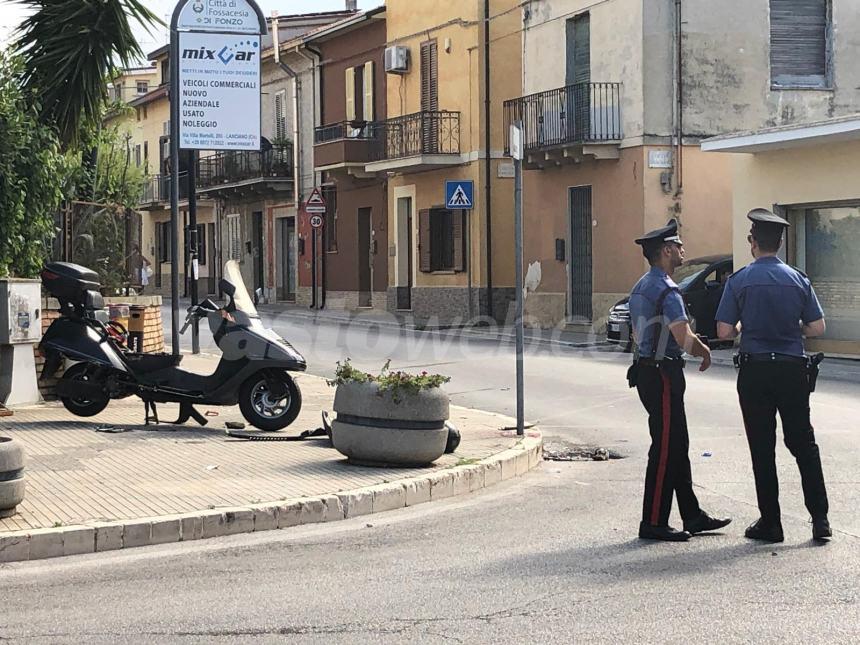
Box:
[59,362,109,417]
[238,371,302,431]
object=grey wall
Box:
[644,0,860,139]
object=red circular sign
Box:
[310,214,324,229]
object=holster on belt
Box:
[807,352,825,393]
[627,360,640,389]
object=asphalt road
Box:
[2,307,854,642]
[1,458,857,643]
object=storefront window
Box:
[793,204,860,343]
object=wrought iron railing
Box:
[140,172,189,204]
[196,142,294,189]
[503,82,621,155]
[369,111,460,161]
[314,121,378,144]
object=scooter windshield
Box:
[223,260,259,317]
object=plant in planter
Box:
[329,360,451,467]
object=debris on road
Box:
[95,425,131,434]
[225,421,245,430]
[542,439,622,462]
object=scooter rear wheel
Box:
[60,363,109,417]
[239,372,302,431]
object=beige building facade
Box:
[376,0,523,324]
[703,116,860,355]
[512,0,860,331]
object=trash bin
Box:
[128,305,146,353]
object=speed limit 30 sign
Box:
[310,214,324,229]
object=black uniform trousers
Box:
[636,362,701,526]
[737,362,829,523]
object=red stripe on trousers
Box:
[651,371,672,525]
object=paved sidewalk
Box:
[0,355,541,560]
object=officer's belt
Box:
[637,356,686,369]
[736,352,806,366]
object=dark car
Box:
[607,254,733,350]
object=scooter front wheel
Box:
[239,372,302,431]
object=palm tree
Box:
[11,0,161,148]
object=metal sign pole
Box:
[187,150,199,354]
[168,0,267,355]
[512,121,525,436]
[169,28,181,356]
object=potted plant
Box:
[329,360,451,467]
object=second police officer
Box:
[629,219,732,542]
[715,209,831,543]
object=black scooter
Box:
[39,260,306,431]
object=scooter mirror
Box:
[219,278,235,297]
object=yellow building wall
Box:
[383,0,522,294]
[728,140,860,261]
[726,139,860,354]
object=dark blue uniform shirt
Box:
[715,256,824,357]
[629,267,688,359]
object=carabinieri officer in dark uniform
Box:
[716,208,831,543]
[629,219,731,542]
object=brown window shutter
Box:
[418,209,432,272]
[453,211,465,272]
[420,41,438,112]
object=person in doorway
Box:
[629,219,731,542]
[129,244,152,294]
[716,209,831,543]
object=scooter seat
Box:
[124,352,183,372]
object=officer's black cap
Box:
[635,219,683,247]
[747,208,790,227]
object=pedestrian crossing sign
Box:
[445,180,474,210]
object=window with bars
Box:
[227,215,242,261]
[770,0,831,88]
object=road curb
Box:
[0,433,542,564]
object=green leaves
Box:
[0,52,71,278]
[329,359,452,402]
[10,0,162,148]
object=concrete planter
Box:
[0,436,26,518]
[331,381,450,467]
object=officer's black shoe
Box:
[683,511,732,535]
[744,518,784,543]
[812,516,832,542]
[638,522,691,542]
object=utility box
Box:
[0,280,41,345]
[0,278,43,406]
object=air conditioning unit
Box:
[384,46,409,74]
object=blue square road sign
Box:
[445,180,474,210]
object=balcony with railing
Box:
[196,142,294,198]
[313,121,378,173]
[139,172,189,208]
[364,110,461,173]
[504,82,622,167]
